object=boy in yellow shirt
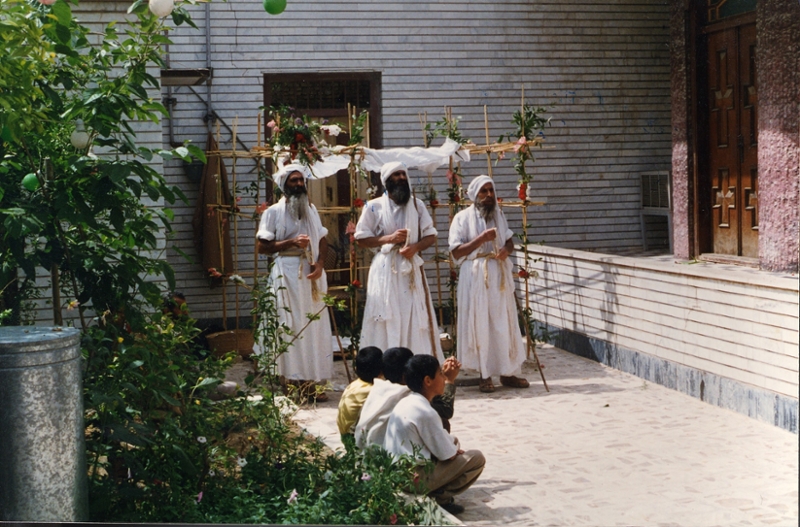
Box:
[337,346,383,445]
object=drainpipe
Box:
[204,1,214,132]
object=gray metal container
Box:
[0,326,88,521]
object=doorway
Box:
[697,1,758,258]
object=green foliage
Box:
[498,104,550,184]
[0,0,203,327]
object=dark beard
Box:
[476,200,495,221]
[386,179,411,206]
[284,184,307,198]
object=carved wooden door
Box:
[706,22,758,257]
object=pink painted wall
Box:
[756,0,800,273]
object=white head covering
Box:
[380,161,407,186]
[467,175,494,202]
[273,162,311,191]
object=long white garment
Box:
[354,378,410,449]
[448,205,526,378]
[255,199,333,381]
[354,195,444,359]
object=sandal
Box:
[479,377,495,393]
[500,375,530,388]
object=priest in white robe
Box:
[354,162,443,360]
[256,163,333,394]
[448,175,528,393]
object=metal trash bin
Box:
[0,326,88,521]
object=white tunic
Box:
[355,195,444,359]
[384,392,458,461]
[449,206,526,378]
[256,201,333,381]
[354,378,410,449]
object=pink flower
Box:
[256,202,268,215]
[267,120,277,129]
[346,220,357,243]
[446,169,461,187]
[361,472,371,481]
[287,489,299,504]
[513,136,528,153]
[196,491,203,504]
[389,513,398,525]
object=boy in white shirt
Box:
[384,354,485,515]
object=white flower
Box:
[197,436,207,444]
[237,457,248,468]
[208,470,215,477]
[321,124,342,137]
[228,274,246,285]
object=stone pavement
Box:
[287,344,797,526]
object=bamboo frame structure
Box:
[206,93,550,389]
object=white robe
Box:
[354,378,410,449]
[354,195,444,359]
[449,205,526,378]
[256,200,333,381]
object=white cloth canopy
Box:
[294,138,470,180]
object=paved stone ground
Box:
[239,345,798,526]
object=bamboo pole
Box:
[253,112,262,327]
[232,117,241,332]
[484,105,493,179]
[215,120,228,330]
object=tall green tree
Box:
[0,0,204,328]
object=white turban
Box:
[467,175,494,202]
[273,162,311,191]
[380,161,407,186]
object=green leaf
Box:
[174,146,189,160]
[51,1,73,27]
[186,143,207,163]
[171,444,198,476]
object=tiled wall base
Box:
[545,323,798,434]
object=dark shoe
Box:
[479,377,495,393]
[440,499,465,515]
[500,375,530,388]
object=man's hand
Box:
[442,357,461,383]
[390,228,408,245]
[399,244,417,260]
[294,234,311,249]
[480,227,498,243]
[495,246,510,261]
[306,261,323,280]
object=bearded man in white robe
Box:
[355,162,443,360]
[449,175,528,393]
[256,163,333,397]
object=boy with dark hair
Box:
[337,347,383,440]
[384,355,485,515]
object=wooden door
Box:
[705,22,758,257]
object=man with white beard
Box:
[355,161,443,360]
[448,175,528,393]
[256,163,332,400]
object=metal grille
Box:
[641,172,670,209]
[269,80,371,110]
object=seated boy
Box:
[383,354,485,515]
[337,346,383,444]
[354,347,413,449]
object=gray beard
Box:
[287,195,308,221]
[476,201,495,221]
